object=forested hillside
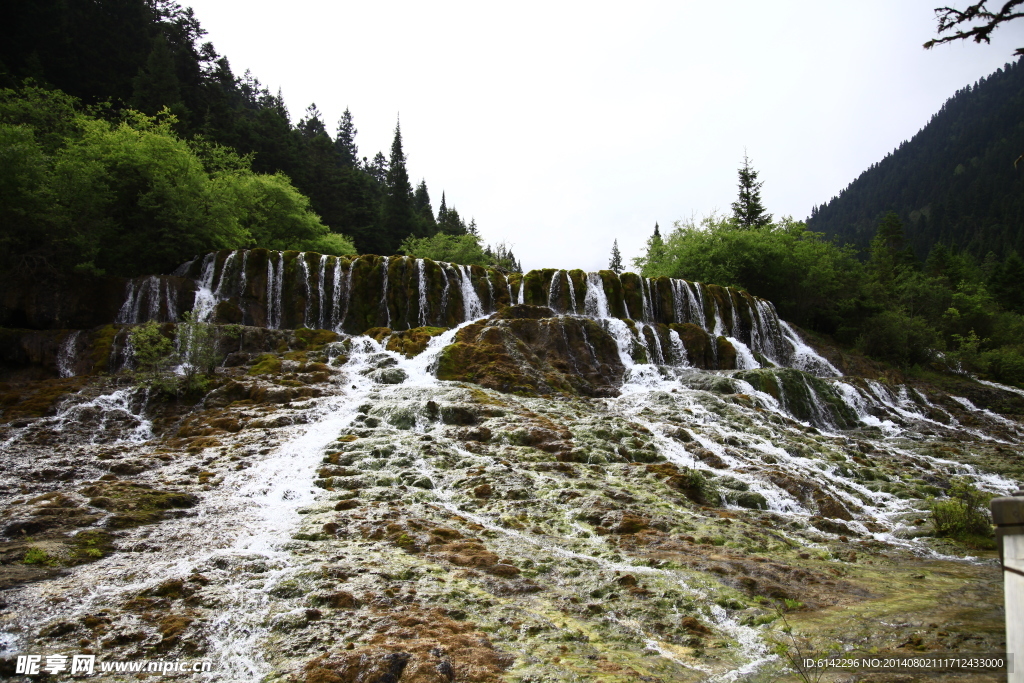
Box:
[807,58,1024,260]
[0,0,501,275]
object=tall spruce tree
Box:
[335,108,358,167]
[609,240,623,273]
[731,153,772,229]
[382,119,415,252]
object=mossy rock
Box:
[436,314,624,397]
[293,328,338,351]
[81,481,197,529]
[90,325,119,373]
[248,353,282,375]
[716,337,737,370]
[670,323,714,369]
[736,368,859,428]
[384,326,449,357]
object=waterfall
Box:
[729,337,760,370]
[299,256,313,328]
[668,329,688,366]
[440,265,453,322]
[640,278,652,323]
[192,254,219,323]
[317,254,328,330]
[239,250,250,309]
[335,259,353,332]
[566,272,578,314]
[214,251,239,301]
[115,280,137,324]
[267,252,285,329]
[780,320,840,377]
[506,274,514,306]
[644,324,665,365]
[57,331,82,378]
[517,277,525,304]
[459,265,484,320]
[547,271,561,312]
[584,272,610,319]
[417,259,429,327]
[485,272,496,313]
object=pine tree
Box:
[130,34,182,115]
[334,108,358,167]
[382,119,415,252]
[437,192,448,225]
[731,153,772,229]
[297,103,327,139]
[413,179,436,236]
[609,240,623,273]
[366,152,387,184]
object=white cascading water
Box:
[459,265,484,318]
[417,258,428,327]
[57,331,82,378]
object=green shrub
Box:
[930,478,993,541]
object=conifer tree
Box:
[609,239,623,273]
[869,211,918,285]
[297,103,327,139]
[130,34,182,115]
[382,119,415,251]
[731,153,772,229]
[366,151,387,184]
[334,108,358,167]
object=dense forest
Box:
[807,57,1024,261]
[0,0,518,277]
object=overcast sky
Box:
[183,0,1023,271]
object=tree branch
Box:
[923,1,1024,55]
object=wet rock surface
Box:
[0,307,1022,681]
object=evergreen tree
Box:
[990,250,1024,313]
[130,34,182,115]
[731,153,772,229]
[334,107,358,167]
[609,239,623,273]
[297,103,327,139]
[382,119,415,252]
[869,211,918,286]
[414,179,434,222]
[366,151,387,184]
[437,192,468,235]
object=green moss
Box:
[68,530,115,564]
[522,269,553,307]
[619,272,643,320]
[294,328,338,350]
[716,336,737,370]
[599,270,626,318]
[248,353,282,375]
[82,481,197,529]
[23,547,58,566]
[670,323,714,368]
[90,324,118,373]
[385,326,449,357]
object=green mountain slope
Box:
[807,58,1024,260]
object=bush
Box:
[981,347,1024,387]
[930,478,993,542]
[129,321,177,392]
[856,310,941,367]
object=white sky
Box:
[183,0,1024,271]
